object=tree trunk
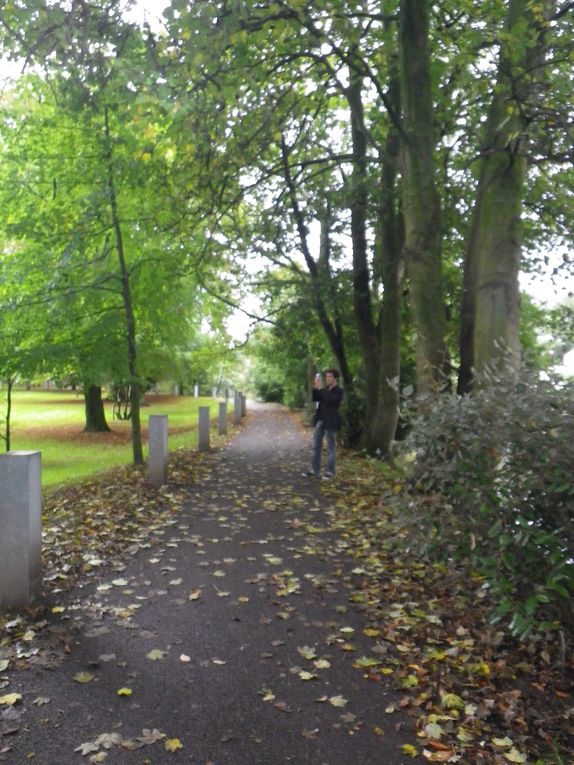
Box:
[368,64,403,459]
[399,0,448,397]
[83,384,111,432]
[4,377,14,452]
[464,0,552,385]
[104,105,144,464]
[347,70,381,446]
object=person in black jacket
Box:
[304,368,344,479]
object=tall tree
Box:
[399,0,449,396]
[459,0,556,390]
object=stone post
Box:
[241,394,247,417]
[0,451,42,608]
[233,392,242,425]
[198,406,210,451]
[148,415,168,487]
[218,401,227,436]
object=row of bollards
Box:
[0,393,247,609]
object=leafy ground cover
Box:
[321,455,573,765]
[0,411,571,764]
[7,391,228,487]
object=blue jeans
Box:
[312,421,337,475]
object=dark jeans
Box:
[312,421,336,475]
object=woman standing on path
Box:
[304,368,344,479]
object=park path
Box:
[3,405,411,765]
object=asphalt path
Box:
[2,404,412,765]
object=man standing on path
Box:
[304,368,344,479]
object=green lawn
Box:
[6,391,230,489]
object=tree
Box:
[459,0,557,390]
[0,1,234,458]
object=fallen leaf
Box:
[0,693,22,706]
[74,672,95,684]
[89,753,108,763]
[504,749,527,763]
[146,649,167,661]
[32,697,51,706]
[164,738,183,752]
[297,646,317,660]
[117,688,133,696]
[329,695,348,708]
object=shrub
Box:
[399,369,574,637]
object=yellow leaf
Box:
[353,656,380,669]
[73,672,94,684]
[0,693,22,706]
[329,695,348,708]
[440,692,464,710]
[504,749,527,763]
[117,687,133,696]
[90,752,108,763]
[401,744,418,757]
[51,606,65,614]
[146,649,167,661]
[165,738,183,752]
[363,628,380,638]
[297,646,317,660]
[492,737,514,748]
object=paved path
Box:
[2,406,410,764]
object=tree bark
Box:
[347,70,382,446]
[399,0,448,397]
[462,0,553,386]
[369,69,403,459]
[104,105,144,464]
[83,384,111,432]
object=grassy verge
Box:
[6,391,230,488]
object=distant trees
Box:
[0,0,235,460]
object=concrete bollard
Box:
[198,406,210,451]
[0,451,42,608]
[148,415,168,486]
[233,392,242,425]
[218,401,227,436]
[241,394,247,417]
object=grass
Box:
[5,390,231,489]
